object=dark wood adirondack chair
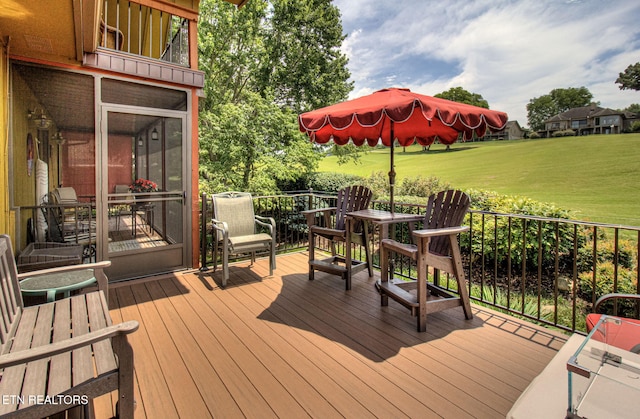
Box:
[303,185,373,290]
[378,189,473,332]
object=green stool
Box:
[20,269,97,302]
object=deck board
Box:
[96,252,568,419]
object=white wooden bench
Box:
[0,235,138,418]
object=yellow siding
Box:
[0,39,10,238]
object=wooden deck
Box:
[96,252,568,418]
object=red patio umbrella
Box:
[298,88,508,211]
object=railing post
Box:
[308,188,314,210]
[200,193,209,271]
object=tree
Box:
[257,0,352,113]
[434,87,489,108]
[616,63,640,91]
[197,0,353,194]
[625,103,640,114]
[199,92,319,195]
[432,87,491,148]
[198,0,267,108]
[526,87,595,131]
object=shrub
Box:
[309,172,364,193]
[398,175,451,198]
[361,171,392,199]
[553,129,575,137]
[631,121,640,133]
[529,131,541,139]
[578,262,638,316]
[462,190,579,273]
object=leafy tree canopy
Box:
[526,87,595,131]
[625,103,640,114]
[258,0,353,114]
[197,0,352,194]
[434,87,489,108]
[616,62,640,91]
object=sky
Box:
[332,0,640,127]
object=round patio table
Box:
[19,269,97,302]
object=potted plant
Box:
[129,179,158,203]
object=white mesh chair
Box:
[211,192,276,287]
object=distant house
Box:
[480,120,524,140]
[541,104,638,137]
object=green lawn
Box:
[318,134,640,226]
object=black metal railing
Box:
[201,191,640,334]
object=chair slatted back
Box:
[334,185,373,231]
[0,235,24,355]
[52,187,79,204]
[423,190,470,255]
[212,192,257,237]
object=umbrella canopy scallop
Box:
[298,88,508,146]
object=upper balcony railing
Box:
[201,191,640,335]
[100,0,192,67]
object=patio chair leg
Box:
[222,243,229,287]
[213,236,219,273]
[308,229,315,281]
[379,245,389,306]
[450,236,473,320]
[269,240,275,276]
[363,227,373,277]
[416,258,428,333]
[345,237,352,291]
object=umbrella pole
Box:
[389,121,395,213]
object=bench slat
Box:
[87,291,118,375]
[49,296,72,396]
[0,307,38,414]
[71,295,94,386]
[20,303,55,408]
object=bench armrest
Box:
[0,320,139,369]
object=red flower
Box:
[130,178,158,193]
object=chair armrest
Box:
[255,215,276,234]
[594,293,640,313]
[301,207,337,226]
[301,207,337,216]
[0,320,139,369]
[381,238,417,258]
[412,225,469,238]
[211,219,229,240]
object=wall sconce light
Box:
[53,131,66,145]
[151,128,159,141]
[138,137,144,147]
[28,108,51,130]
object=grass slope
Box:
[318,134,640,226]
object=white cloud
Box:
[333,0,640,127]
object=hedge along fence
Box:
[368,188,639,332]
